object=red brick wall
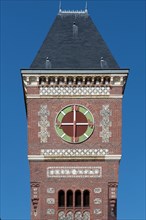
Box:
[27,95,121,219]
[27,98,122,154]
[30,160,119,219]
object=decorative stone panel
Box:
[46,198,55,204]
[94,209,102,215]
[47,166,102,178]
[58,211,90,220]
[94,198,102,204]
[31,182,40,217]
[108,183,118,220]
[40,86,110,96]
[38,105,50,143]
[100,105,112,142]
[47,188,55,193]
[41,148,109,157]
[47,209,55,215]
[94,188,102,193]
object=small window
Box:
[75,190,81,207]
[83,190,90,207]
[67,190,73,207]
[58,190,65,207]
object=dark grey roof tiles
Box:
[30,13,119,69]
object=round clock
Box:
[55,105,94,143]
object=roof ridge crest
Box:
[58,10,88,15]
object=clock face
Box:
[55,105,94,143]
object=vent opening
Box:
[73,22,78,38]
[45,57,52,69]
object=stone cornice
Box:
[21,69,129,74]
[22,73,128,88]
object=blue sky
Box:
[1,0,145,219]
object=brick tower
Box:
[21,7,129,220]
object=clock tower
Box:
[21,7,129,220]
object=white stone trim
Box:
[28,155,44,160]
[26,94,123,99]
[105,155,122,160]
[21,69,129,74]
[28,154,121,161]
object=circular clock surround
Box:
[55,105,94,143]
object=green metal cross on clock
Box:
[55,105,94,143]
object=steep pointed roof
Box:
[30,11,119,69]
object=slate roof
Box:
[30,12,120,69]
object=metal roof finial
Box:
[85,1,88,13]
[59,0,62,13]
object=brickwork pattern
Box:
[27,94,121,220]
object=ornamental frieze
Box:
[47,166,102,178]
[41,148,109,157]
[40,86,110,96]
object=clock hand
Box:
[73,105,76,142]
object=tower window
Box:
[58,190,65,207]
[75,190,81,207]
[67,190,73,207]
[83,190,90,207]
[58,189,90,209]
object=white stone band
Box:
[28,154,121,161]
[26,94,123,99]
[21,69,129,74]
[40,86,110,96]
[41,148,109,157]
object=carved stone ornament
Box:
[100,105,112,142]
[94,198,102,204]
[66,211,74,220]
[108,183,118,220]
[41,148,109,157]
[94,188,102,193]
[47,188,55,193]
[58,211,90,220]
[47,166,102,178]
[94,209,102,215]
[38,105,50,143]
[40,86,110,96]
[47,208,55,215]
[31,182,40,217]
[46,198,55,204]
